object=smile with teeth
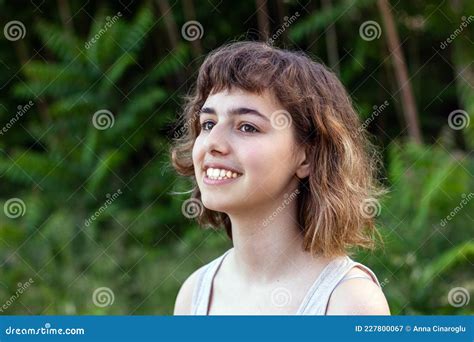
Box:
[206,168,242,180]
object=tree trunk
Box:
[321,0,340,75]
[377,0,423,144]
[255,0,270,40]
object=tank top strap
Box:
[191,249,232,315]
[296,256,381,315]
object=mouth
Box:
[203,167,243,185]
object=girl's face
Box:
[192,87,309,214]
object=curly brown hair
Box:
[170,41,386,257]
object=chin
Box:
[201,196,235,213]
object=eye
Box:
[239,123,259,133]
[201,120,215,131]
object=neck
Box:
[226,188,312,284]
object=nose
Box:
[203,121,230,155]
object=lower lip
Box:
[203,174,242,185]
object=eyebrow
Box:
[198,106,270,122]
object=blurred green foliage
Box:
[0,0,472,315]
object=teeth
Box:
[206,167,241,180]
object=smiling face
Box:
[192,87,309,215]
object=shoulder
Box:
[173,265,206,315]
[326,266,391,315]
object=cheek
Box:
[192,136,203,167]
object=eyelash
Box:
[200,120,260,134]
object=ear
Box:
[295,148,310,179]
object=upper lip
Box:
[203,162,243,174]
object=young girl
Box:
[171,41,390,315]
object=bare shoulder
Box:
[326,267,391,315]
[173,265,205,315]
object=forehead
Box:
[203,87,280,113]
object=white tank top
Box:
[191,248,381,315]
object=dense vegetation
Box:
[0,0,472,315]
